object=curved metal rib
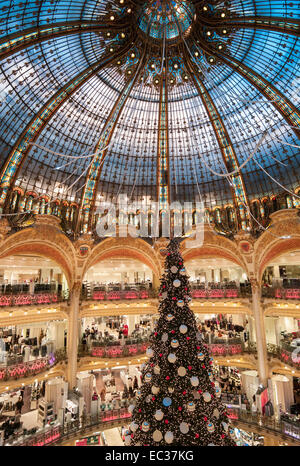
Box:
[80,51,148,233]
[0,39,134,209]
[0,20,130,61]
[200,16,300,37]
[185,56,251,230]
[193,34,300,138]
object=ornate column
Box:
[152,274,161,292]
[67,282,81,388]
[251,279,269,386]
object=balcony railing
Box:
[262,287,300,300]
[6,405,300,446]
[227,408,300,443]
[0,349,66,382]
[4,408,131,446]
[81,338,245,359]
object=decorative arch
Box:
[254,209,300,281]
[84,237,162,279]
[0,223,76,287]
[181,229,249,274]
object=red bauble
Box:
[159,353,163,357]
[178,407,182,411]
[139,409,141,412]
[172,297,176,301]
[131,434,134,438]
[182,390,187,395]
[202,364,206,369]
[171,330,175,334]
[211,382,215,387]
[154,332,158,336]
[152,397,155,401]
[165,420,169,424]
[221,434,225,439]
[204,417,207,422]
[188,365,192,370]
[198,389,202,393]
[195,433,199,438]
[166,376,170,380]
[187,337,190,341]
[197,346,200,350]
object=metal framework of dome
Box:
[0,0,299,236]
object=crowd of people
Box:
[81,318,153,351]
[196,316,248,343]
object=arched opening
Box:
[261,248,300,366]
[0,253,69,376]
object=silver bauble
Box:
[173,279,181,287]
[164,431,174,444]
[162,333,169,342]
[170,266,178,273]
[213,409,220,419]
[190,376,199,387]
[179,324,188,334]
[154,409,164,421]
[153,430,163,442]
[130,421,138,432]
[154,365,161,375]
[180,422,189,434]
[203,392,212,402]
[146,347,154,357]
[151,386,160,395]
[178,366,187,377]
[167,353,177,364]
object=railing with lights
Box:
[263,287,300,300]
[227,408,300,443]
[84,338,244,359]
[6,408,131,446]
[0,350,66,382]
[81,338,150,358]
[8,406,300,446]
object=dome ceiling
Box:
[0,0,299,230]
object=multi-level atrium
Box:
[0,0,299,448]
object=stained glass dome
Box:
[0,0,299,234]
[138,0,194,40]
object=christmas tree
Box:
[127,238,236,446]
